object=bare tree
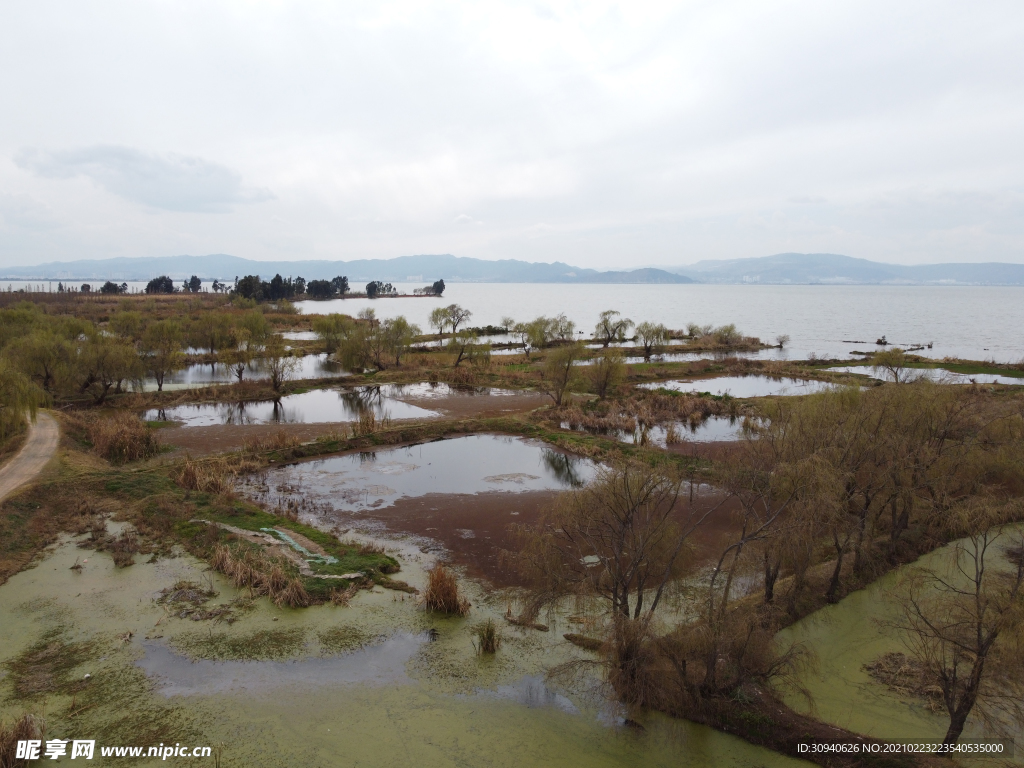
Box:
[872,348,915,383]
[446,304,472,335]
[888,520,1024,745]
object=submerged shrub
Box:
[110,528,139,568]
[422,564,470,616]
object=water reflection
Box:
[826,365,1024,386]
[250,435,598,513]
[639,376,837,398]
[542,449,588,487]
[143,387,438,428]
[143,354,348,391]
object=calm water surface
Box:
[640,376,837,398]
[254,434,597,513]
[298,284,1024,363]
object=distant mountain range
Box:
[666,253,1024,285]
[2,252,1023,285]
[0,254,693,285]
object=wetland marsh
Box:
[3,286,1024,767]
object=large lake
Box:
[299,283,1024,363]
[6,280,1020,362]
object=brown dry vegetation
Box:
[422,564,471,616]
[0,713,44,768]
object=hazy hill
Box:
[670,253,1024,285]
[0,254,694,284]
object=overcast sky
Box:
[1,1,1022,269]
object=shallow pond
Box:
[0,528,805,768]
[563,415,746,447]
[142,353,348,391]
[640,375,837,398]
[827,365,1024,386]
[253,434,598,514]
[144,386,439,427]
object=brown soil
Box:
[319,488,741,589]
[394,391,550,419]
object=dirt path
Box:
[0,411,59,503]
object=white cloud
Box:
[0,0,1022,266]
[15,146,272,213]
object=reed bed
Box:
[209,545,311,608]
[472,619,502,654]
[421,564,471,616]
[88,412,160,464]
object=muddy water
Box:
[640,375,837,398]
[144,386,439,427]
[0,535,805,767]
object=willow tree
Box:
[0,358,45,439]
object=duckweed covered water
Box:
[0,532,806,768]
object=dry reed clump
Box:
[89,412,160,464]
[110,528,139,567]
[421,564,471,616]
[352,410,389,437]
[209,545,311,608]
[472,619,502,654]
[443,366,475,385]
[863,652,944,712]
[0,713,44,768]
[330,584,359,606]
[664,423,683,445]
[242,430,302,454]
[174,456,229,494]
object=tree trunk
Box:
[826,550,844,603]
